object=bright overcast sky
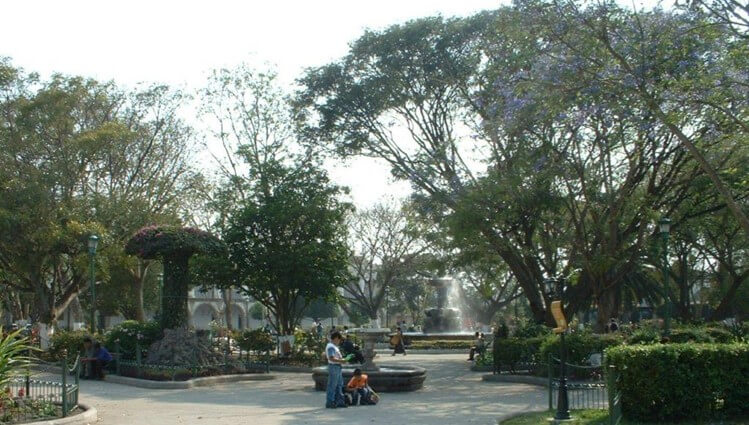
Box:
[2,0,659,207]
[4,0,512,207]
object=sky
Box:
[2,0,507,207]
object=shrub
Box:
[539,331,623,369]
[493,337,545,373]
[627,327,661,345]
[606,343,749,421]
[234,328,274,353]
[409,340,472,350]
[705,326,737,343]
[104,320,162,360]
[0,330,34,387]
[512,319,549,338]
[48,330,89,361]
[668,326,714,343]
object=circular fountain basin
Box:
[312,365,426,392]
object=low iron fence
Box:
[110,341,269,381]
[548,354,607,411]
[2,355,81,423]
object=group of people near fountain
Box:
[324,331,379,408]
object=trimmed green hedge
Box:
[539,332,623,367]
[408,340,473,350]
[606,343,749,421]
[493,337,545,372]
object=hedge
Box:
[606,343,749,421]
[408,340,473,350]
[493,337,545,373]
[539,332,623,367]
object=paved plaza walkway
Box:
[80,353,546,425]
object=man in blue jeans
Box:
[325,331,348,408]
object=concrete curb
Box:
[104,373,275,389]
[33,403,98,425]
[269,365,313,373]
[482,374,548,387]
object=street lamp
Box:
[87,235,99,334]
[545,277,570,421]
[659,217,672,335]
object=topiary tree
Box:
[125,225,225,329]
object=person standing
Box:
[391,327,407,356]
[325,331,348,408]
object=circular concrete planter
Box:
[312,365,426,392]
[105,373,275,389]
[32,404,97,425]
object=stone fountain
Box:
[423,277,462,333]
[312,318,426,392]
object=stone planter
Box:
[312,365,426,392]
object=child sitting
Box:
[346,368,372,405]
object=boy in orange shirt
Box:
[346,368,372,405]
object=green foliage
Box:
[493,337,546,373]
[626,327,661,345]
[47,330,89,361]
[249,303,264,321]
[125,226,225,260]
[0,330,33,388]
[234,328,274,353]
[539,332,623,368]
[224,164,351,335]
[408,340,473,350]
[104,320,162,360]
[668,327,715,343]
[606,344,749,421]
[292,328,326,355]
[512,319,550,338]
[126,225,225,329]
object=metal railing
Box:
[111,340,269,382]
[548,354,608,410]
[2,355,81,423]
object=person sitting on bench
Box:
[82,338,112,380]
[341,332,364,364]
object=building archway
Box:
[230,304,246,329]
[192,303,219,330]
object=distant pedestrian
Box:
[608,319,619,333]
[391,327,406,356]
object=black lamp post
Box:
[87,235,99,334]
[545,277,570,421]
[658,217,672,336]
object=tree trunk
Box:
[710,275,746,320]
[595,288,619,333]
[134,277,146,322]
[222,289,233,330]
[161,254,190,330]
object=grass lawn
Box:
[500,410,749,425]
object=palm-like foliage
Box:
[0,330,33,389]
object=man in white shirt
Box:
[325,331,348,408]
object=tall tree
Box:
[224,164,351,335]
[342,201,431,322]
